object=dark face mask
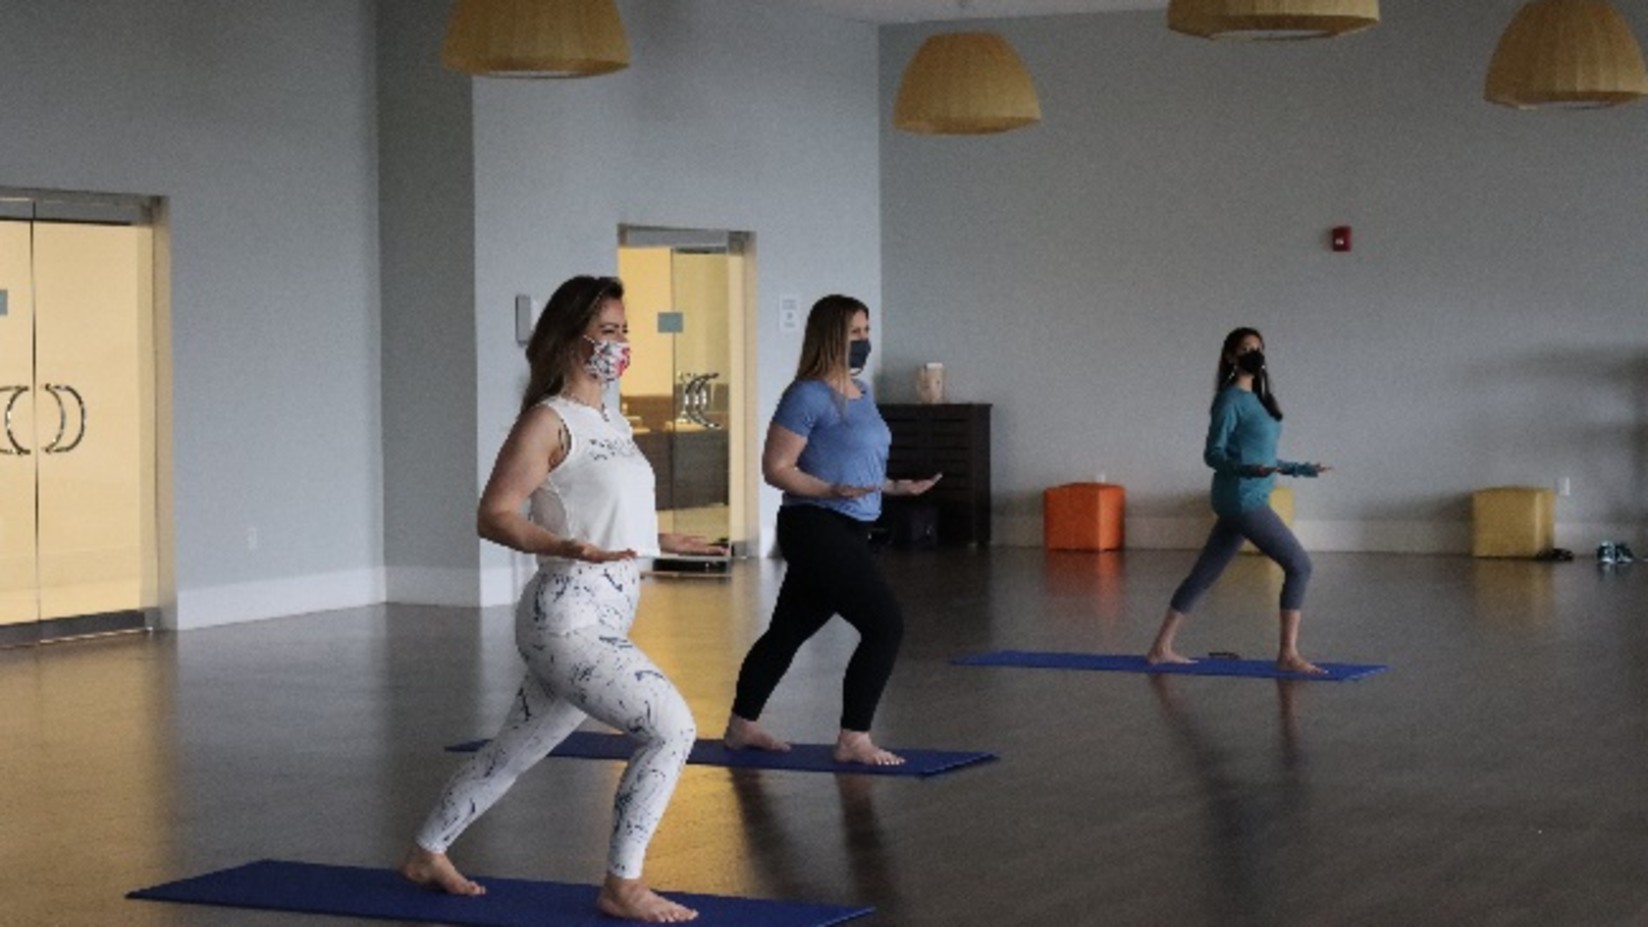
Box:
[848,338,872,371]
[1235,350,1266,375]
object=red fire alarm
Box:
[1331,226,1352,252]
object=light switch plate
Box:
[515,295,534,345]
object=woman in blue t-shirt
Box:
[1146,327,1332,675]
[722,295,940,765]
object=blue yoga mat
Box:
[952,650,1388,681]
[129,859,873,927]
[447,730,995,777]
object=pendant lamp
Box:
[893,33,1042,135]
[442,0,630,78]
[1167,0,1380,40]
[1485,0,1648,109]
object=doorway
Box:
[0,192,163,646]
[617,226,756,558]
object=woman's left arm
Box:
[1277,460,1332,477]
[658,533,729,555]
[884,474,943,496]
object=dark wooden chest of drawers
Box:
[878,403,991,546]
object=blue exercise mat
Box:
[129,859,874,927]
[952,650,1388,681]
[447,730,995,777]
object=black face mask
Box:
[1235,350,1266,375]
[848,339,872,371]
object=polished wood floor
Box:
[6,548,1648,926]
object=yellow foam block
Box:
[1472,487,1554,559]
[1241,485,1293,554]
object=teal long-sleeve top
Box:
[1204,385,1318,518]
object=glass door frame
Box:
[0,188,172,648]
[617,224,758,558]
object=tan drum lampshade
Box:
[893,33,1042,135]
[1167,0,1380,40]
[1485,0,1648,109]
[442,0,630,78]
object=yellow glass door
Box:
[0,210,157,642]
[0,220,40,625]
[667,250,733,544]
[33,222,157,620]
[617,230,755,556]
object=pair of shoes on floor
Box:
[1597,542,1636,565]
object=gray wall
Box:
[470,0,883,598]
[0,1,384,627]
[377,0,481,604]
[880,0,1648,552]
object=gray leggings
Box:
[1170,505,1313,613]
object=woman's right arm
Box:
[761,421,873,499]
[477,405,634,561]
[1202,395,1251,476]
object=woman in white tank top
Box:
[400,275,723,924]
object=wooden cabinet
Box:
[878,403,991,546]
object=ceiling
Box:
[775,0,1169,25]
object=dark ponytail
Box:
[1215,327,1283,421]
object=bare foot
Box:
[724,714,791,752]
[1276,653,1326,675]
[400,845,485,896]
[834,730,904,766]
[597,875,698,923]
[1146,648,1195,665]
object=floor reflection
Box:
[1469,559,1555,627]
[1148,675,1309,927]
[11,550,1648,926]
[728,770,902,919]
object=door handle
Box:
[1,385,29,455]
[41,384,86,454]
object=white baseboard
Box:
[480,566,521,608]
[1556,522,1642,554]
[480,550,537,607]
[996,514,1639,555]
[385,567,483,607]
[1291,520,1469,554]
[171,568,386,631]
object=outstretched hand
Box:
[888,473,944,496]
[559,539,638,563]
[660,533,729,556]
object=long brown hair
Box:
[794,294,868,383]
[519,275,624,416]
[1215,326,1283,421]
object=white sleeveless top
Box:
[529,396,660,564]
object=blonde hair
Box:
[794,294,868,383]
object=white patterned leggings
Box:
[414,560,697,879]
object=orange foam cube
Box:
[1044,483,1125,551]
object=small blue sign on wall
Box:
[657,311,684,334]
[0,290,8,317]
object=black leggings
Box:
[731,505,905,732]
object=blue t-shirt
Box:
[1203,385,1317,518]
[771,378,891,522]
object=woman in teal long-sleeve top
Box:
[1146,328,1332,674]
